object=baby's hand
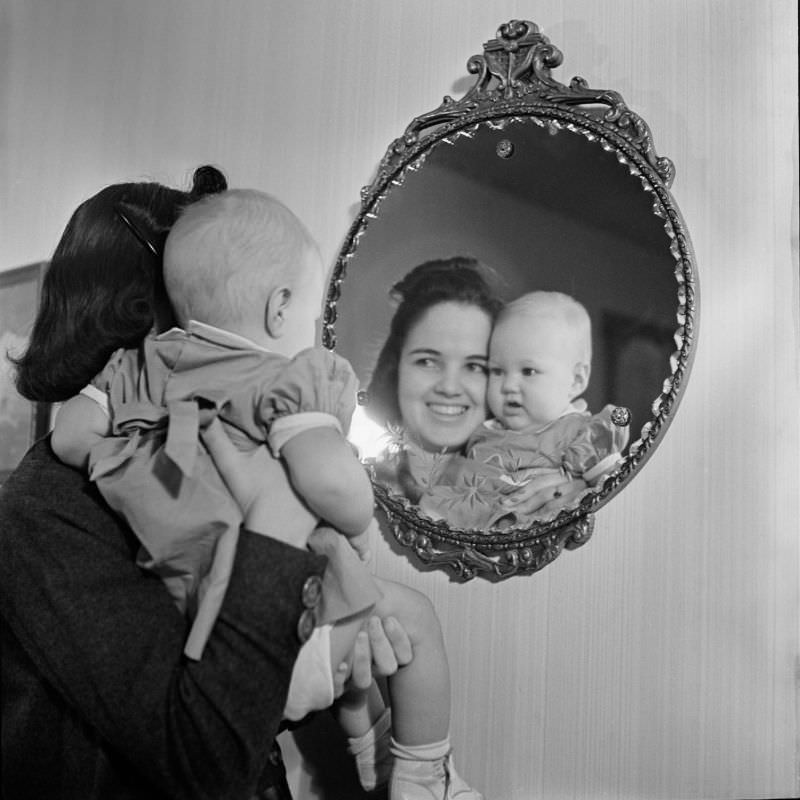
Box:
[349,518,378,562]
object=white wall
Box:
[2,1,798,799]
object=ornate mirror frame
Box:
[324,20,698,580]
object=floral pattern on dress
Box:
[416,405,629,530]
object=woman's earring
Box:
[357,390,370,406]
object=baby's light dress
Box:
[88,321,380,659]
[418,405,629,530]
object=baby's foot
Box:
[390,752,484,799]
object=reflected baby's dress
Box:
[419,405,629,530]
[88,321,380,659]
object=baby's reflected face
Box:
[397,302,491,452]
[487,313,586,430]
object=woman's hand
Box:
[347,518,379,563]
[333,615,413,696]
[498,471,588,518]
[203,419,415,693]
[200,418,309,549]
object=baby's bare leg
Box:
[328,579,450,744]
[371,577,450,745]
[328,582,460,794]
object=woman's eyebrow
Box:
[406,348,488,361]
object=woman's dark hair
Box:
[12,166,226,402]
[366,256,504,427]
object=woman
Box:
[0,171,410,800]
[366,256,587,520]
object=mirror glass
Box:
[327,21,696,578]
[337,118,677,443]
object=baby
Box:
[52,189,482,799]
[421,291,629,529]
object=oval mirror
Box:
[325,20,698,579]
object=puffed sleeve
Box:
[89,348,127,393]
[78,348,133,418]
[260,348,359,455]
[563,405,630,484]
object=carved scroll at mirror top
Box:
[373,19,675,190]
[325,20,698,580]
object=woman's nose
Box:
[434,367,462,395]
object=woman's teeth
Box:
[428,404,467,416]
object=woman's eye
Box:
[414,357,437,368]
[466,362,488,374]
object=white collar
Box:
[183,319,274,355]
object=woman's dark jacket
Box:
[0,438,326,799]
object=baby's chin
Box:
[500,417,531,431]
[488,408,526,431]
[497,413,552,431]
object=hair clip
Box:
[115,204,159,257]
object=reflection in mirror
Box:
[327,20,697,579]
[338,117,678,440]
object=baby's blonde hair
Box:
[500,290,592,365]
[164,189,319,329]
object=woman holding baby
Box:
[364,256,627,528]
[0,171,417,800]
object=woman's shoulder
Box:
[0,438,121,533]
[2,438,76,493]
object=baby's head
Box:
[487,291,592,430]
[164,189,324,356]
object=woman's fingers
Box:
[367,614,413,675]
[348,517,378,562]
[534,481,590,515]
[347,629,373,691]
[500,474,588,516]
[199,418,255,510]
[345,617,400,693]
[332,660,351,698]
[498,472,564,507]
[201,419,308,548]
[376,615,413,667]
[343,614,415,693]
[348,530,372,562]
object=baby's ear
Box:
[265,286,291,337]
[570,362,590,399]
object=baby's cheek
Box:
[485,382,502,415]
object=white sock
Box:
[390,738,484,799]
[346,708,393,791]
[390,735,451,764]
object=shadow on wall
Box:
[287,711,376,799]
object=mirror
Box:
[325,20,698,579]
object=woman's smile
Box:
[426,402,471,417]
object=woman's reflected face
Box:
[397,301,493,452]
